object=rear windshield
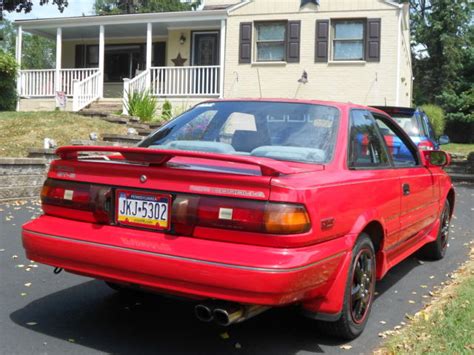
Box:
[391,114,422,137]
[140,101,340,164]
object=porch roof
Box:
[14,9,227,40]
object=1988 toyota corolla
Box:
[22,100,454,339]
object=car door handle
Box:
[402,183,410,196]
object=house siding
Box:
[223,0,411,107]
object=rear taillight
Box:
[171,195,310,235]
[41,179,92,210]
[41,179,112,223]
[41,179,311,235]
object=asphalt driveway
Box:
[1,182,473,355]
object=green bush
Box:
[125,90,158,122]
[0,51,18,111]
[438,88,473,143]
[421,104,445,137]
[161,100,172,121]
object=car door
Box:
[373,113,438,244]
[347,110,402,250]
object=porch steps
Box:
[79,99,124,118]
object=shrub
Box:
[161,100,172,121]
[421,104,445,137]
[125,90,158,122]
[0,51,18,111]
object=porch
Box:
[15,10,227,113]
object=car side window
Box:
[349,110,390,169]
[422,113,436,139]
[374,115,419,167]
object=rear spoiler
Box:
[56,146,322,177]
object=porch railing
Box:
[72,71,101,112]
[122,69,151,115]
[19,69,56,97]
[150,66,220,97]
[60,68,99,96]
[18,68,99,98]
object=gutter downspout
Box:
[395,7,402,106]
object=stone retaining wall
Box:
[0,158,48,201]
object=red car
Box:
[22,99,454,339]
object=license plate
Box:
[116,190,171,230]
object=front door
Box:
[192,32,219,94]
[192,32,219,66]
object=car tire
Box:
[418,200,451,261]
[318,233,376,340]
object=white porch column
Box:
[146,23,152,70]
[219,19,226,98]
[55,28,62,107]
[146,22,152,91]
[15,26,23,68]
[99,25,105,98]
[16,26,23,109]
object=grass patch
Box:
[0,111,127,157]
[378,250,474,354]
[443,143,474,156]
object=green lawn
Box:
[0,111,127,158]
[381,252,474,354]
[443,143,474,157]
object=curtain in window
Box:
[256,23,286,61]
[333,21,364,60]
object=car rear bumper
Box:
[22,215,350,306]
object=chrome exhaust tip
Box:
[194,304,214,322]
[213,306,244,326]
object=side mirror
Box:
[438,135,450,145]
[422,150,451,167]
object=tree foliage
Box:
[1,1,68,14]
[0,50,18,111]
[0,19,55,69]
[406,0,473,142]
[93,0,199,15]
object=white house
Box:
[14,0,412,112]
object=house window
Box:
[255,22,286,62]
[332,20,365,61]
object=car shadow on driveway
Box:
[9,254,423,355]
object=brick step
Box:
[27,148,57,161]
[100,115,134,124]
[127,122,151,130]
[102,134,142,146]
[149,122,163,129]
[70,140,120,146]
[137,128,153,136]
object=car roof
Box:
[201,98,389,113]
[370,106,417,116]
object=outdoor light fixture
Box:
[298,70,308,84]
[179,33,186,45]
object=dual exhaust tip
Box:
[195,303,269,326]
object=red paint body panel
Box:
[21,99,454,318]
[23,216,347,306]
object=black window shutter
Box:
[366,18,381,62]
[75,45,85,68]
[315,20,329,62]
[287,21,301,63]
[239,22,252,64]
